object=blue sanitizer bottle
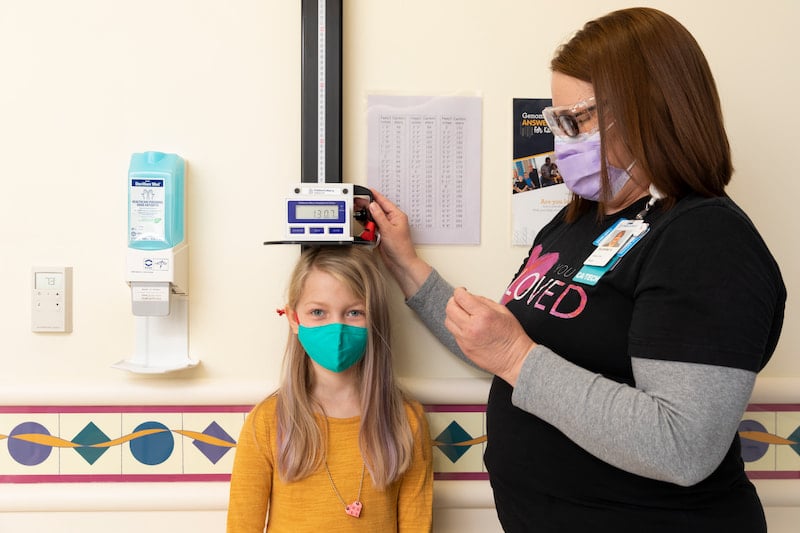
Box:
[128,152,185,250]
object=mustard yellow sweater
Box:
[227,395,433,532]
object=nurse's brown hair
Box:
[552,7,732,221]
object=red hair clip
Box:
[276,308,286,316]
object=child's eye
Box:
[309,309,325,317]
[346,309,366,318]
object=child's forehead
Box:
[299,269,362,301]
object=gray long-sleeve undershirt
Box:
[407,269,755,487]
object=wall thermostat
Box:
[31,266,73,333]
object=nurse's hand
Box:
[368,189,432,298]
[445,287,535,386]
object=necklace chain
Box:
[319,405,365,517]
[324,461,365,509]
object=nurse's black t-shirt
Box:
[484,194,785,533]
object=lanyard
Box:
[574,196,657,286]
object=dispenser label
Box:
[130,178,166,242]
[132,284,169,303]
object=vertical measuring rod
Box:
[301,0,343,184]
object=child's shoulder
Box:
[402,396,424,412]
[247,392,280,420]
[402,397,428,427]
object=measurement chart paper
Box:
[367,95,482,245]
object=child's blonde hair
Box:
[275,246,415,488]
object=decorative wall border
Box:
[0,403,489,484]
[2,402,798,484]
[740,403,800,480]
[0,376,798,515]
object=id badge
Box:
[574,218,649,286]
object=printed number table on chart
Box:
[368,95,481,245]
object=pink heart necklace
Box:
[325,462,365,518]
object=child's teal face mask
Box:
[298,323,368,372]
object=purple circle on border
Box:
[739,419,769,462]
[8,422,52,466]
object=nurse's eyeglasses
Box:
[542,96,597,139]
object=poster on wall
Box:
[512,98,571,246]
[367,95,482,245]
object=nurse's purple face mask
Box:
[554,132,634,201]
[544,96,633,201]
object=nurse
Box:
[369,7,786,533]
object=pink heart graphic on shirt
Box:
[345,501,362,518]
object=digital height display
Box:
[288,200,346,223]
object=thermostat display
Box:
[35,271,64,291]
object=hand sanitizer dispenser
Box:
[114,151,198,373]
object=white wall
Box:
[1,0,798,531]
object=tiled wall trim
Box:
[2,402,798,484]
